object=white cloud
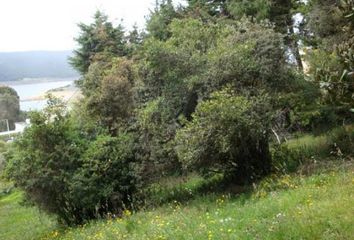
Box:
[0,0,185,52]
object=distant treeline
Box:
[0,51,79,82]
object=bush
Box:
[68,133,137,222]
[4,100,138,225]
[176,89,272,184]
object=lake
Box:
[4,78,77,111]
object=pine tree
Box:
[146,0,179,41]
[69,11,128,74]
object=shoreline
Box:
[1,77,79,86]
[21,88,81,102]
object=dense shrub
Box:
[176,89,272,184]
[68,133,137,222]
[135,98,182,181]
[4,100,138,225]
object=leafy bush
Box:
[176,89,272,184]
[135,98,182,181]
[4,99,138,225]
[68,133,137,222]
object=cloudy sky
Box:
[0,0,185,52]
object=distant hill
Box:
[0,51,79,82]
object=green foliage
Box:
[135,98,181,179]
[204,18,287,92]
[176,89,272,183]
[328,125,354,155]
[187,0,228,17]
[227,0,270,21]
[305,0,354,113]
[68,133,137,221]
[69,11,128,74]
[81,58,135,133]
[4,98,138,225]
[138,18,296,177]
[271,144,305,174]
[146,0,180,41]
[306,49,352,107]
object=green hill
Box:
[0,51,78,82]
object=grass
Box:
[0,160,353,240]
[285,125,353,158]
[1,162,353,239]
[0,183,57,240]
[34,160,352,240]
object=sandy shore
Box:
[22,87,82,103]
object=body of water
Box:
[5,78,76,111]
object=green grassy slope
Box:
[1,157,353,239]
[0,186,56,240]
[38,161,353,240]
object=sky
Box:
[0,0,185,52]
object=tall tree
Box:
[269,0,304,70]
[187,0,228,17]
[146,0,180,41]
[69,11,127,74]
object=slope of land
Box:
[1,159,353,240]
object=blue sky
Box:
[0,0,186,52]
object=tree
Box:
[0,85,20,131]
[136,17,303,180]
[146,0,180,41]
[227,0,270,20]
[187,0,228,17]
[126,24,143,56]
[69,11,128,74]
[186,0,304,70]
[80,58,135,133]
[176,88,272,183]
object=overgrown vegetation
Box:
[2,0,353,232]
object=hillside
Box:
[1,159,353,240]
[0,51,78,82]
